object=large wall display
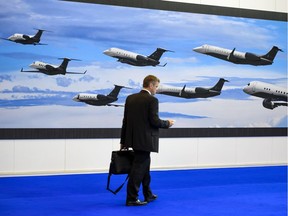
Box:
[0,0,287,138]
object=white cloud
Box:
[159,99,287,127]
[163,56,198,64]
[0,105,124,128]
[0,97,286,128]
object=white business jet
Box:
[193,44,282,66]
[73,85,132,107]
[103,47,172,67]
[1,29,49,45]
[157,78,228,99]
[21,58,87,75]
[243,81,287,109]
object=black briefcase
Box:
[107,149,134,194]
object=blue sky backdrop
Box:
[0,0,287,128]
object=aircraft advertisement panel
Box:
[0,0,287,130]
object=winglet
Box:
[158,63,167,67]
[278,47,284,52]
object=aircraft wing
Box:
[117,58,137,65]
[20,68,41,73]
[227,48,237,62]
[273,102,288,108]
[107,103,124,107]
[66,70,87,74]
[0,37,11,41]
[179,85,186,97]
[34,42,48,45]
[157,63,167,67]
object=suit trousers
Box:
[126,150,153,201]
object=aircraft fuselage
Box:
[8,33,39,45]
[73,93,117,106]
[243,81,287,101]
[29,61,65,75]
[243,81,287,109]
[193,44,280,66]
[157,78,228,99]
[157,86,221,98]
[103,47,161,66]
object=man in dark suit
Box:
[120,75,174,206]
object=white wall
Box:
[163,0,287,13]
[0,0,287,176]
[0,136,287,175]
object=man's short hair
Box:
[143,75,160,87]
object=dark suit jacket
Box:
[120,90,170,153]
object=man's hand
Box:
[168,119,175,127]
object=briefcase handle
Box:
[106,174,129,195]
[120,146,131,151]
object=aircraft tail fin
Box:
[148,48,172,61]
[262,46,283,61]
[210,78,229,92]
[33,29,44,42]
[58,58,71,71]
[108,85,131,98]
[58,58,81,71]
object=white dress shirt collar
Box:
[142,88,151,95]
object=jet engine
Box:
[136,55,148,62]
[45,65,56,71]
[146,58,159,66]
[22,34,30,39]
[262,98,275,110]
[96,95,107,100]
[195,87,209,94]
[245,53,260,61]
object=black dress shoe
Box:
[126,199,147,206]
[145,194,157,202]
